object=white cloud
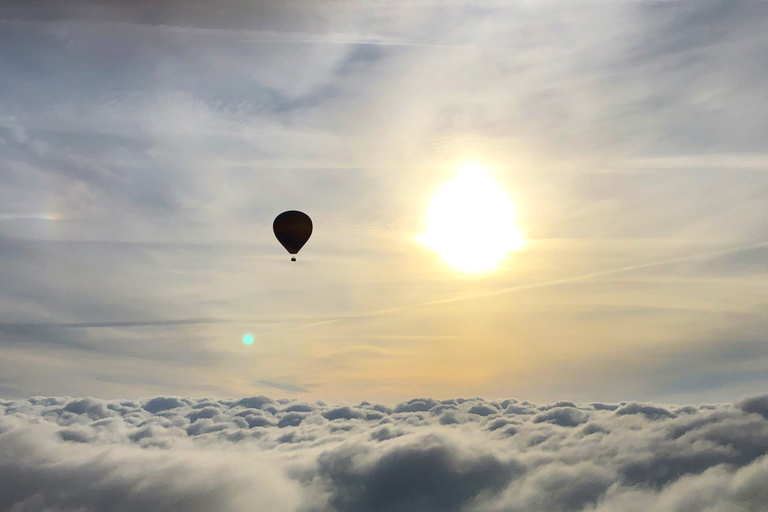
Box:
[2,394,768,511]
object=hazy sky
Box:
[2,0,768,403]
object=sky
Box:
[2,0,768,405]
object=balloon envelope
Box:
[273,211,312,255]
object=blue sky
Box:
[1,0,768,403]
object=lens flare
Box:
[417,164,525,273]
[243,333,254,345]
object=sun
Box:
[417,164,525,273]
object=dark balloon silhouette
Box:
[273,211,312,261]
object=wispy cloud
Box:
[0,213,63,221]
[255,380,311,394]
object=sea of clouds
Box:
[3,394,768,511]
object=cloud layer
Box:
[3,394,768,511]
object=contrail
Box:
[0,213,61,221]
[260,240,768,336]
[240,35,487,50]
[0,19,488,51]
[0,317,315,330]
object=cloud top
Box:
[3,394,768,511]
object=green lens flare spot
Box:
[243,333,254,345]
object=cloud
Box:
[257,380,311,394]
[3,394,768,511]
[314,434,523,512]
[0,424,299,512]
[738,395,768,420]
[533,406,589,427]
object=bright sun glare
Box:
[417,164,525,273]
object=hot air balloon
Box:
[273,210,312,261]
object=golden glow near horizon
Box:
[418,164,525,273]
